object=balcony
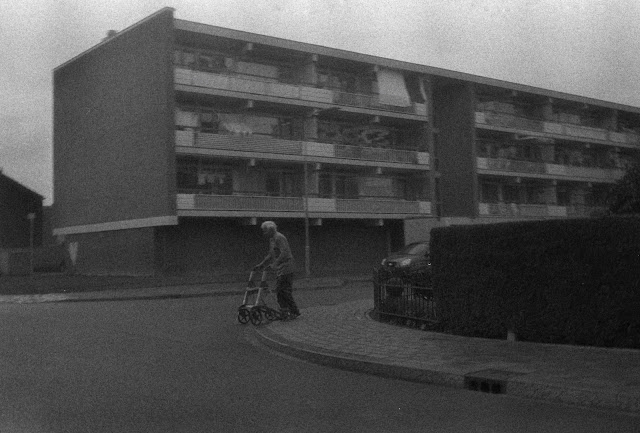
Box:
[176,130,429,168]
[477,157,625,182]
[475,111,640,147]
[478,202,606,218]
[174,67,427,117]
[177,193,431,218]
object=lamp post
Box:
[27,212,35,275]
[303,160,311,277]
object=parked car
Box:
[373,242,432,295]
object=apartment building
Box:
[53,8,640,276]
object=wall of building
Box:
[53,8,176,231]
[156,218,403,277]
[433,80,477,218]
[65,228,156,275]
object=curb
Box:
[254,317,640,415]
[254,324,463,389]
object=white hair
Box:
[261,221,277,231]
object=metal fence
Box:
[373,280,438,325]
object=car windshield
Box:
[398,243,429,256]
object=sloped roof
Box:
[0,171,44,200]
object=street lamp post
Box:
[303,161,310,277]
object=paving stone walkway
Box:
[256,299,640,414]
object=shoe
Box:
[290,312,300,320]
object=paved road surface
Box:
[0,283,637,432]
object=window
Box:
[317,68,361,93]
[503,184,520,203]
[177,159,233,195]
[279,66,296,84]
[524,185,544,204]
[266,173,280,197]
[481,183,499,203]
[335,175,359,199]
[198,53,226,72]
[317,121,396,147]
[557,186,571,206]
[200,112,219,133]
[176,160,199,191]
[174,50,197,67]
[217,113,296,138]
[200,169,232,195]
[266,171,300,197]
[319,174,333,198]
[318,173,359,199]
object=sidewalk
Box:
[255,299,640,415]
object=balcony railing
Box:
[175,67,427,116]
[475,111,640,147]
[477,157,625,181]
[178,193,304,212]
[478,202,606,218]
[177,193,431,216]
[333,144,427,165]
[176,130,429,167]
[476,157,546,174]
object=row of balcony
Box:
[175,130,430,167]
[174,68,428,117]
[177,194,603,219]
[177,193,432,216]
[478,202,606,218]
[475,111,640,147]
[477,157,625,182]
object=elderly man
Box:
[254,221,300,320]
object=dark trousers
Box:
[275,273,299,315]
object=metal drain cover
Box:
[464,369,527,394]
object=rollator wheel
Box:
[249,309,262,326]
[237,307,250,324]
[265,308,276,321]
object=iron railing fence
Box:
[373,279,438,326]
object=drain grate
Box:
[464,369,526,395]
[465,377,504,394]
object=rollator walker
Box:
[237,269,292,325]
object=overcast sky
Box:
[1,0,639,205]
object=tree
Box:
[607,162,640,215]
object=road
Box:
[0,283,637,432]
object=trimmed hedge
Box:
[430,216,640,349]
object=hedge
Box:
[430,216,640,349]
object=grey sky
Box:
[1,0,639,205]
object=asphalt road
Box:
[0,284,638,432]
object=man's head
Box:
[261,221,277,238]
